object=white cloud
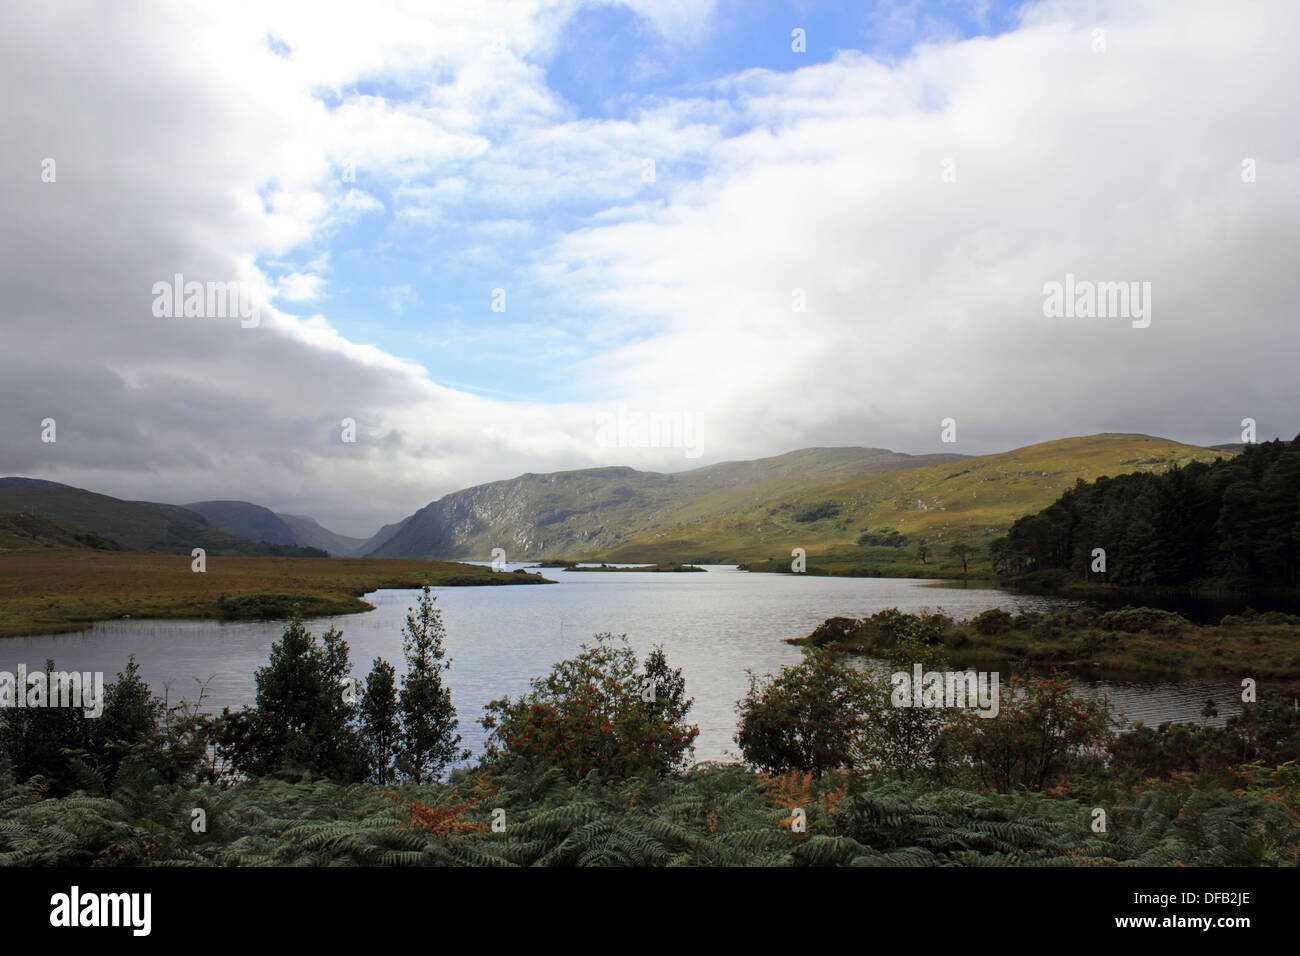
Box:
[2,0,1296,537]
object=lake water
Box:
[0,565,1244,761]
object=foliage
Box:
[398,586,468,782]
[1098,606,1189,635]
[941,672,1111,792]
[857,529,907,548]
[735,648,870,777]
[222,615,367,782]
[480,633,698,780]
[994,435,1300,587]
[361,658,401,784]
[970,608,1014,635]
[3,759,1296,867]
[793,501,841,523]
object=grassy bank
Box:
[790,606,1300,683]
[0,551,552,638]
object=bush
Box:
[970,608,1014,635]
[792,501,840,523]
[481,633,697,779]
[1099,606,1189,635]
[856,529,908,548]
[804,616,867,647]
[856,608,952,650]
[735,648,870,777]
[1220,608,1300,626]
[941,673,1111,791]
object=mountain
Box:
[365,447,965,560]
[600,433,1235,564]
[350,516,410,555]
[183,501,370,556]
[276,514,369,557]
[0,482,323,556]
[183,500,301,547]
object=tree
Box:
[360,658,401,784]
[230,614,366,781]
[942,673,1111,791]
[481,633,697,779]
[856,621,952,774]
[0,659,91,793]
[87,654,164,784]
[735,647,870,776]
[916,542,929,565]
[949,542,977,578]
[398,586,468,782]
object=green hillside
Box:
[367,447,964,559]
[600,434,1235,574]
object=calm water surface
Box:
[0,566,1243,761]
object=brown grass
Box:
[0,551,551,638]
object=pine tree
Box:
[398,586,467,782]
[360,657,400,784]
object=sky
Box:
[2,0,1297,536]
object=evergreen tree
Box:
[398,586,467,782]
[360,657,401,784]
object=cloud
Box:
[1,0,1296,538]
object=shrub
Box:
[792,501,840,523]
[804,616,866,647]
[857,529,908,548]
[970,608,1014,635]
[735,648,870,777]
[941,673,1112,791]
[1220,608,1300,626]
[857,608,952,650]
[1099,606,1189,635]
[481,633,698,779]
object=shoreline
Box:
[0,551,553,639]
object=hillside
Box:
[598,434,1235,569]
[0,512,129,553]
[183,500,301,547]
[0,482,322,557]
[365,447,965,560]
[183,502,368,556]
[276,514,369,557]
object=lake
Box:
[0,565,1244,762]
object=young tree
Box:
[481,633,697,779]
[360,657,401,784]
[0,659,91,793]
[398,586,468,782]
[232,614,366,781]
[735,647,870,777]
[857,621,952,774]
